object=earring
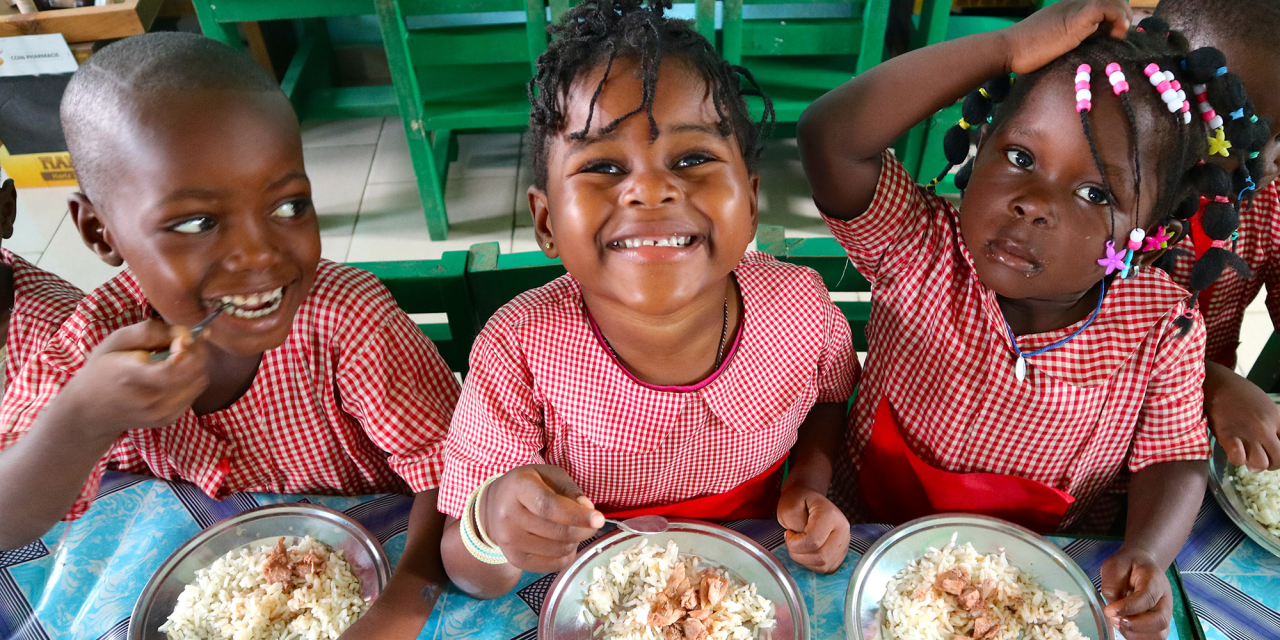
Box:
[545,242,553,249]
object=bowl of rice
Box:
[129,503,391,640]
[845,514,1110,640]
[539,519,807,639]
[1208,437,1280,558]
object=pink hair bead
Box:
[1112,81,1129,95]
[1128,228,1146,251]
[1156,80,1171,93]
[1076,80,1090,91]
[1078,63,1091,74]
[1202,108,1216,122]
[1106,62,1121,75]
[1170,79,1181,91]
[1144,63,1160,77]
[1076,99,1091,113]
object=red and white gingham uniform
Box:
[437,252,859,518]
[1167,181,1280,368]
[2,249,84,390]
[825,153,1210,528]
[0,260,459,520]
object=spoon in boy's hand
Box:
[605,515,670,535]
[148,302,232,362]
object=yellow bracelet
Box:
[474,474,503,549]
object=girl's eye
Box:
[674,153,715,169]
[170,217,215,234]
[1075,186,1110,205]
[1006,150,1034,169]
[582,161,624,175]
[273,200,310,219]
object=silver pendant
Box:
[1015,355,1027,382]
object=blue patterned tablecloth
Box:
[1,472,1269,640]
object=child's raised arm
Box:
[797,0,1132,220]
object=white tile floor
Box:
[5,116,1274,372]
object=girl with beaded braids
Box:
[798,2,1263,638]
[439,0,860,600]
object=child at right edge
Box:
[798,1,1270,639]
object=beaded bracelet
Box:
[461,475,508,565]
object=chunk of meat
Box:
[662,627,683,640]
[293,550,325,579]
[959,586,983,612]
[954,636,973,640]
[979,579,998,600]
[647,595,683,628]
[699,572,729,608]
[681,617,709,640]
[686,609,711,622]
[972,616,998,639]
[680,587,699,610]
[934,566,971,595]
[663,562,691,599]
[262,538,293,585]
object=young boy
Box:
[0,34,458,638]
[1156,0,1280,472]
[0,178,85,390]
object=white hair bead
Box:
[1075,71,1091,83]
[1077,89,1093,102]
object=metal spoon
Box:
[605,515,670,535]
[149,302,232,362]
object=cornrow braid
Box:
[925,15,1267,336]
[526,0,775,189]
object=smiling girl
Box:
[438,0,859,598]
[798,1,1267,638]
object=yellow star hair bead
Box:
[1208,127,1232,157]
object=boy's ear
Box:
[68,192,125,267]
[1133,220,1185,269]
[0,179,16,241]
[528,185,558,259]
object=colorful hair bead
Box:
[958,118,971,130]
[1146,64,1187,121]
[1075,64,1092,112]
[1230,108,1245,120]
[1127,228,1146,252]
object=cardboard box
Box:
[0,34,78,187]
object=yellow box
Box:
[0,145,78,188]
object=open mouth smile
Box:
[208,287,285,319]
[609,235,697,249]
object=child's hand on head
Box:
[776,484,850,574]
[1005,0,1132,74]
[1100,547,1173,640]
[1207,366,1280,471]
[61,318,210,439]
[479,464,604,573]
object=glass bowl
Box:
[539,519,808,639]
[129,502,391,640]
[1207,438,1280,558]
[845,514,1111,640]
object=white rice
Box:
[582,539,776,640]
[159,536,367,640]
[880,534,1085,640]
[1232,466,1280,537]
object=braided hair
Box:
[526,0,775,189]
[930,17,1271,334]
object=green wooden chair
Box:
[351,251,478,373]
[547,0,716,41]
[721,0,892,124]
[376,0,549,241]
[465,241,568,330]
[190,0,400,121]
[756,225,872,350]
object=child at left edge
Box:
[0,34,458,639]
[0,179,85,391]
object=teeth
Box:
[216,287,284,319]
[614,235,694,249]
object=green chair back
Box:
[1249,333,1280,394]
[722,0,892,123]
[376,0,548,241]
[351,251,477,373]
[465,241,569,331]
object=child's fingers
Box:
[1245,441,1271,473]
[1114,596,1172,639]
[520,478,604,530]
[776,492,810,533]
[98,318,186,358]
[1092,0,1132,38]
[517,507,600,544]
[1104,568,1162,619]
[1222,436,1249,468]
[1260,432,1280,472]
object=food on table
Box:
[583,539,776,640]
[881,534,1085,640]
[1231,466,1280,538]
[159,536,366,640]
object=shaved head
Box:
[60,32,283,200]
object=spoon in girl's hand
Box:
[605,515,670,535]
[149,302,232,362]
